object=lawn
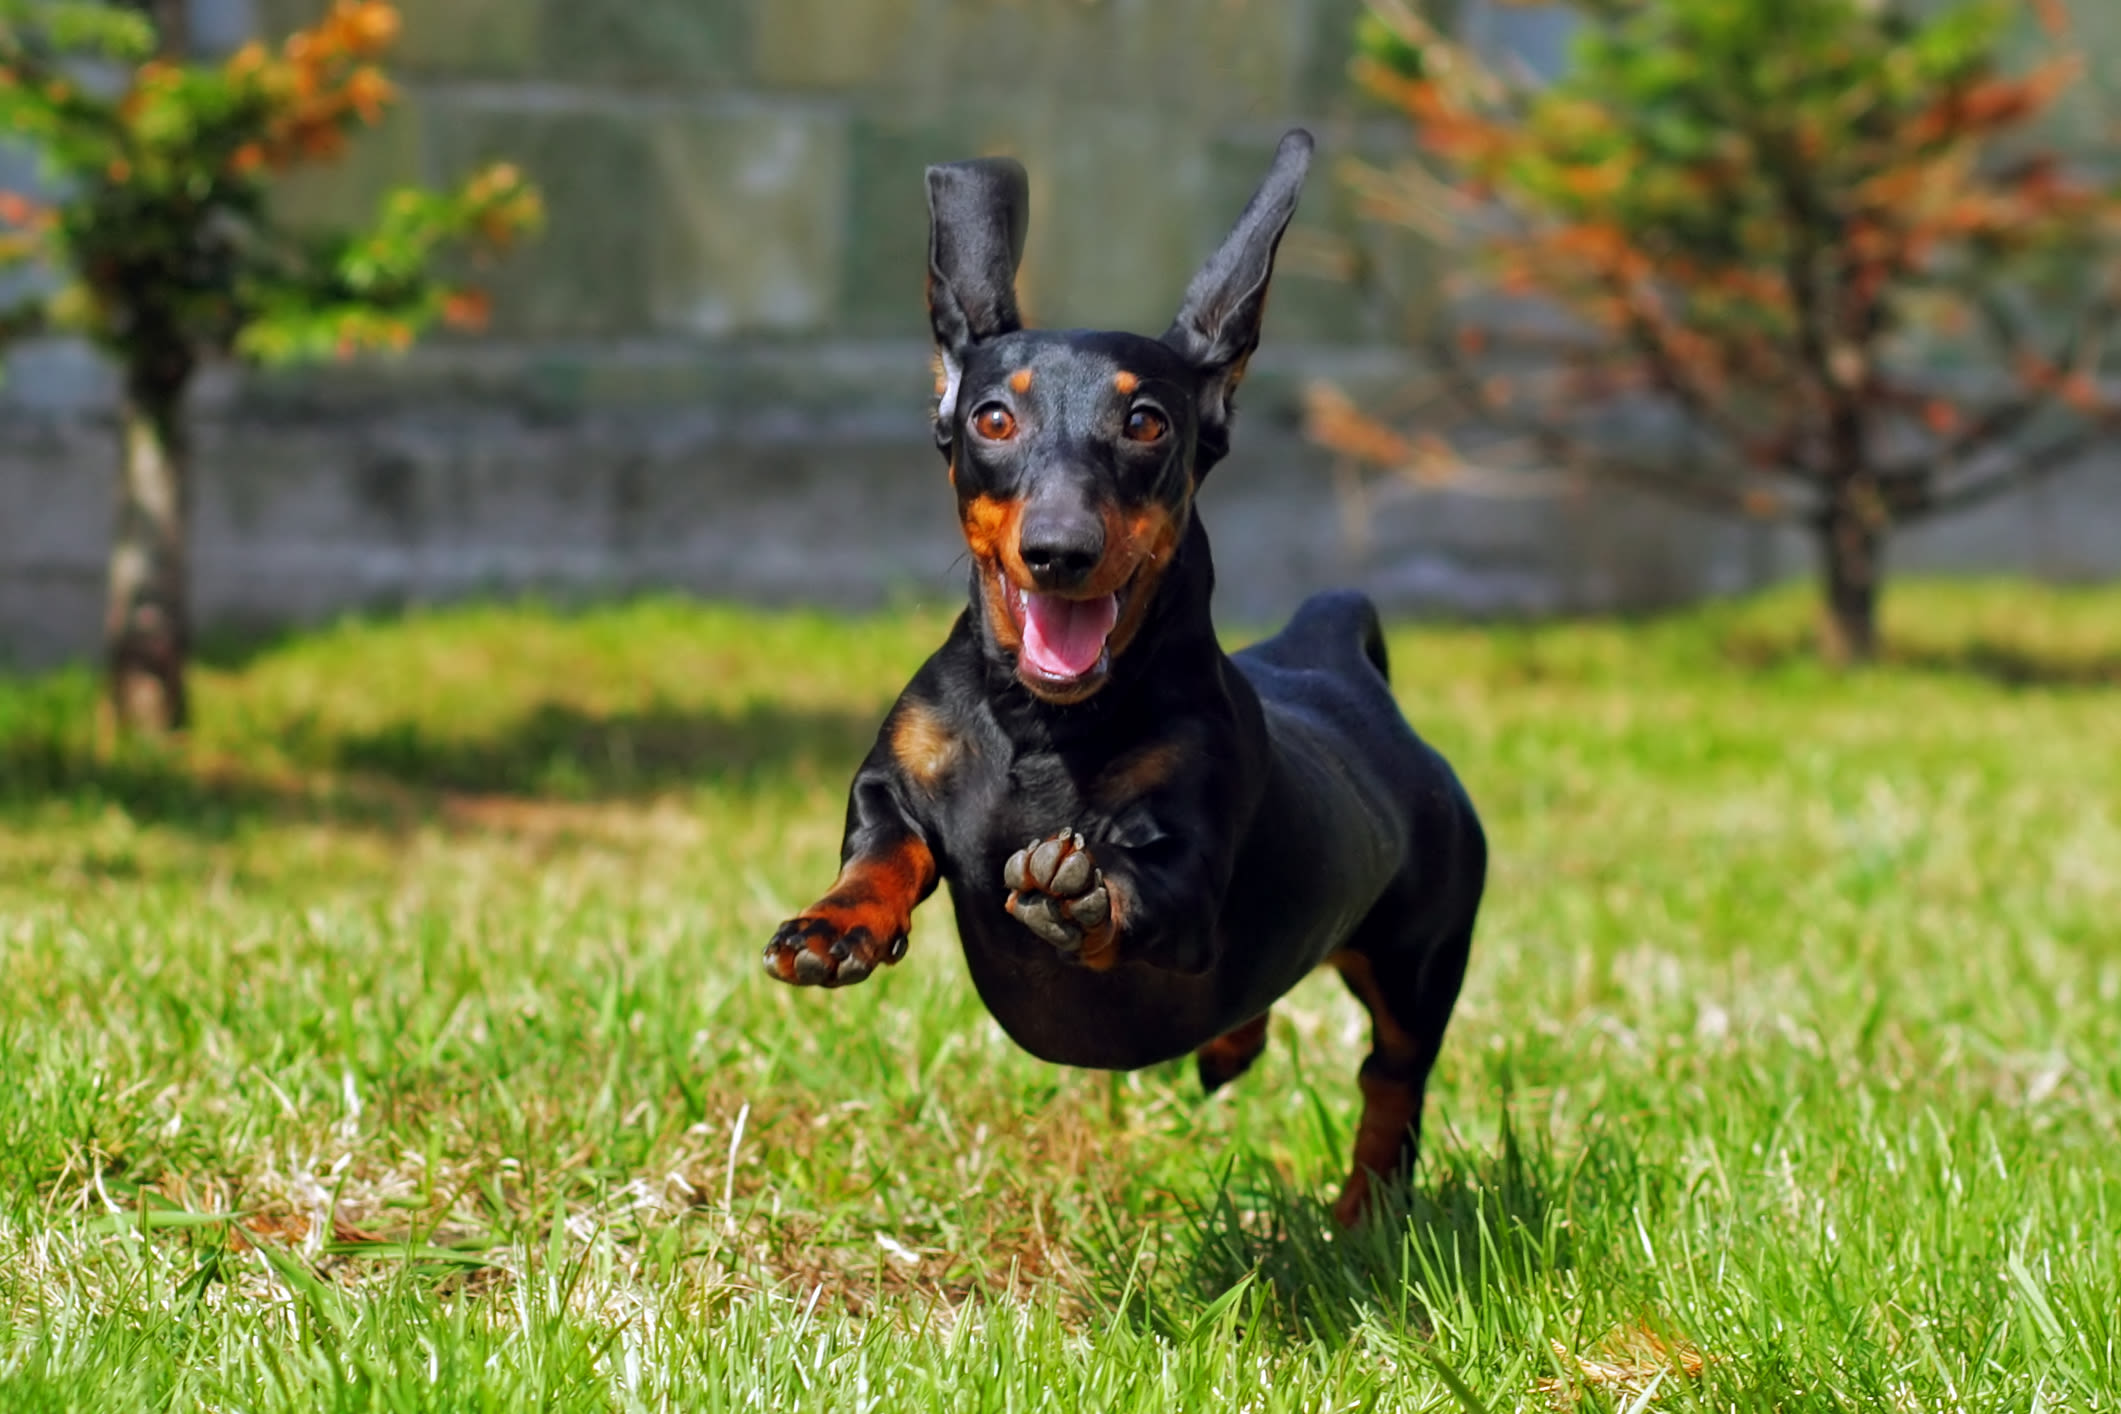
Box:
[1,582,2116,1411]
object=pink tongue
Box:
[1020,591,1119,679]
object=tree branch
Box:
[1426,325,1809,521]
[1894,423,2110,519]
[1879,285,2121,483]
[1605,273,1822,482]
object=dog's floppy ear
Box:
[926,157,1030,441]
[1162,129,1312,470]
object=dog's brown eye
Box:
[1124,407,1168,444]
[972,405,1018,441]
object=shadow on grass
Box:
[318,701,878,797]
[1721,632,2121,688]
[0,700,879,838]
[0,739,408,840]
[1086,1115,1629,1347]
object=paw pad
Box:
[1003,831,1110,953]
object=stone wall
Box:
[3,0,2118,667]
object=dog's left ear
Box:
[1162,129,1312,471]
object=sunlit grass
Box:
[1,581,2117,1409]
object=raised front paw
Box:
[1003,831,1115,962]
[762,914,906,988]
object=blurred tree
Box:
[0,0,539,732]
[1314,0,2121,662]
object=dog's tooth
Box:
[1050,848,1093,896]
[1027,837,1068,887]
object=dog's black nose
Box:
[1018,506,1106,591]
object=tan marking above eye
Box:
[1008,368,1034,394]
[1123,407,1168,444]
[973,405,1018,441]
[1113,371,1140,395]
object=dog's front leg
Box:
[765,766,937,989]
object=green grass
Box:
[1,581,2117,1411]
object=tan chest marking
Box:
[1095,739,1185,806]
[892,701,964,792]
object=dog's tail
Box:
[1355,596,1389,683]
[1264,589,1390,684]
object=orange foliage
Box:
[1907,61,2079,148]
[0,190,49,229]
[1304,382,1413,467]
[224,2,406,174]
[442,289,492,331]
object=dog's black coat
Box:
[763,131,1487,1219]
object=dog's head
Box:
[924,131,1312,704]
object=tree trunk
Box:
[105,361,194,735]
[131,0,190,57]
[1818,503,1883,667]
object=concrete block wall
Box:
[3,0,2117,667]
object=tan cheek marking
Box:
[891,701,962,793]
[1101,499,1187,659]
[1009,367,1034,394]
[961,494,1022,565]
[1113,371,1140,395]
[963,494,1028,651]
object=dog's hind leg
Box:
[1327,901,1477,1226]
[1195,1010,1272,1094]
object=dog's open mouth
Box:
[1003,576,1122,688]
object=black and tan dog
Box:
[762,130,1486,1222]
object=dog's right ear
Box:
[926,158,1029,443]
